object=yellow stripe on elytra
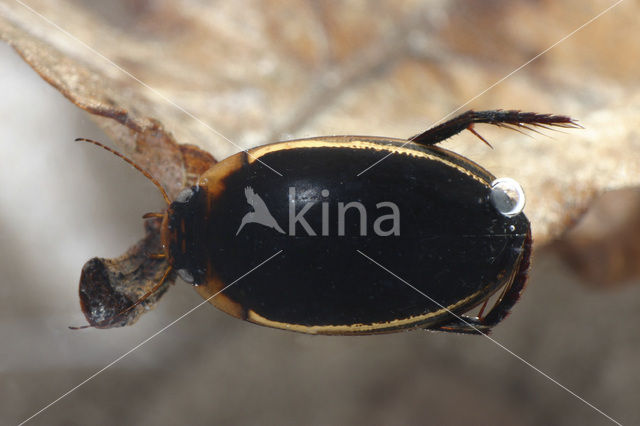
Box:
[247,137,489,185]
[244,271,515,335]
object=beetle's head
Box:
[162,186,207,284]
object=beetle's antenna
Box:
[69,265,173,330]
[410,110,581,147]
[75,138,172,205]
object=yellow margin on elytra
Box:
[247,136,489,185]
[244,263,518,335]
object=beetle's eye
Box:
[177,268,195,284]
[490,177,525,217]
[175,188,195,204]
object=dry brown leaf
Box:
[553,188,640,288]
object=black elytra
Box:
[83,110,579,334]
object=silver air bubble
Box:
[490,177,525,217]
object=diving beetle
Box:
[76,110,578,334]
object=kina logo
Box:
[235,186,285,235]
[235,186,400,237]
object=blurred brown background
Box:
[1,1,639,425]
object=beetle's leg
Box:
[425,231,532,335]
[476,297,490,319]
[424,315,492,335]
[409,110,579,147]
